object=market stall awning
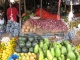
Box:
[64,0,80,5]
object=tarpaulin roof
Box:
[63,0,80,5]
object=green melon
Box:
[26,41,32,48]
[15,46,22,53]
[22,47,28,53]
[18,41,26,48]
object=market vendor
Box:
[0,13,4,38]
[6,2,20,37]
[6,2,18,22]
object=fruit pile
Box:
[15,35,43,53]
[76,44,80,51]
[0,38,16,60]
[21,21,41,34]
[14,52,37,60]
[34,38,80,60]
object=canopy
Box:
[63,0,80,5]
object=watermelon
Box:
[18,41,26,48]
[22,47,28,53]
[29,47,34,53]
[26,41,31,48]
[28,36,35,42]
[15,46,22,53]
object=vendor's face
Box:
[9,3,12,7]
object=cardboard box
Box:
[69,37,80,46]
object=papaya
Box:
[43,49,47,57]
[74,49,79,58]
[50,47,55,57]
[66,58,70,60]
[43,43,48,51]
[58,57,62,60]
[53,42,57,48]
[44,38,50,46]
[44,58,48,60]
[54,47,61,57]
[61,46,67,55]
[56,43,62,48]
[66,43,72,52]
[47,50,53,60]
[38,50,44,60]
[62,40,70,45]
[34,44,39,54]
[53,42,61,49]
[39,41,44,49]
[61,54,65,60]
[53,57,57,60]
[67,51,76,60]
[77,55,80,60]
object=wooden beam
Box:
[24,0,26,14]
[19,0,22,31]
[40,0,42,19]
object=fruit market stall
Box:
[0,0,80,60]
[21,8,68,35]
[0,35,80,60]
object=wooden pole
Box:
[19,0,22,32]
[34,0,35,10]
[40,0,42,19]
[70,0,73,30]
[24,0,27,14]
[57,0,61,20]
[70,0,73,11]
